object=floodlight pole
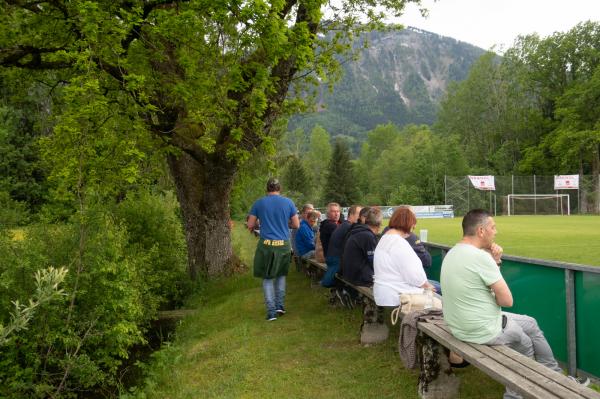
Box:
[444,175,447,205]
[534,175,537,215]
[511,174,514,195]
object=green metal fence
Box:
[425,243,600,380]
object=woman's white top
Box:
[373,232,427,306]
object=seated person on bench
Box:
[296,210,319,259]
[341,207,382,287]
[373,206,437,307]
[441,209,589,398]
[321,205,362,287]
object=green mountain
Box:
[289,27,485,143]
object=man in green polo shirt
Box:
[441,209,588,398]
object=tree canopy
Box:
[323,137,358,205]
[1,0,422,278]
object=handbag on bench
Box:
[391,292,443,325]
[399,292,442,313]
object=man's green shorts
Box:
[253,239,292,279]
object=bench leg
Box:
[417,335,460,399]
[307,265,322,288]
[294,255,302,272]
[360,298,389,345]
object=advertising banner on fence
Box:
[377,205,454,219]
[554,175,579,190]
[468,175,495,191]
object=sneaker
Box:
[266,313,277,321]
[342,290,354,309]
[335,288,346,307]
[276,308,286,316]
[567,375,590,387]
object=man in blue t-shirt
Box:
[247,178,299,321]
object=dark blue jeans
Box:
[321,256,340,287]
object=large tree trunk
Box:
[167,150,238,279]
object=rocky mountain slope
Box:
[289,27,486,141]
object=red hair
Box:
[388,207,416,233]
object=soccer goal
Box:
[506,194,570,216]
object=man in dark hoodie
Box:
[341,207,382,287]
[321,205,362,287]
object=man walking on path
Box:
[247,178,299,321]
[441,209,589,398]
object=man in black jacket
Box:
[341,207,382,287]
[319,202,341,256]
[321,205,362,287]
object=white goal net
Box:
[506,194,570,216]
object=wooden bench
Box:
[295,256,600,399]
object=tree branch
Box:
[0,45,71,69]
[278,0,297,19]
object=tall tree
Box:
[282,155,311,205]
[0,0,422,279]
[355,123,401,201]
[322,138,356,205]
[435,21,600,180]
[369,125,467,205]
[280,127,307,158]
[0,76,49,212]
[304,124,332,197]
[508,22,600,175]
[434,52,536,174]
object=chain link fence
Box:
[445,175,600,216]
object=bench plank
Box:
[431,322,599,399]
[305,258,375,299]
[420,323,563,399]
[421,323,561,399]
[476,344,585,399]
[307,259,327,272]
[494,346,600,399]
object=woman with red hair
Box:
[373,206,437,306]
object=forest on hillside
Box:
[0,0,599,394]
[232,21,600,214]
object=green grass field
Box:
[408,215,600,266]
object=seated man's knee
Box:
[512,313,541,334]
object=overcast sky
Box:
[396,0,600,51]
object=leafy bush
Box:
[0,191,30,227]
[0,191,189,398]
[113,190,190,309]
